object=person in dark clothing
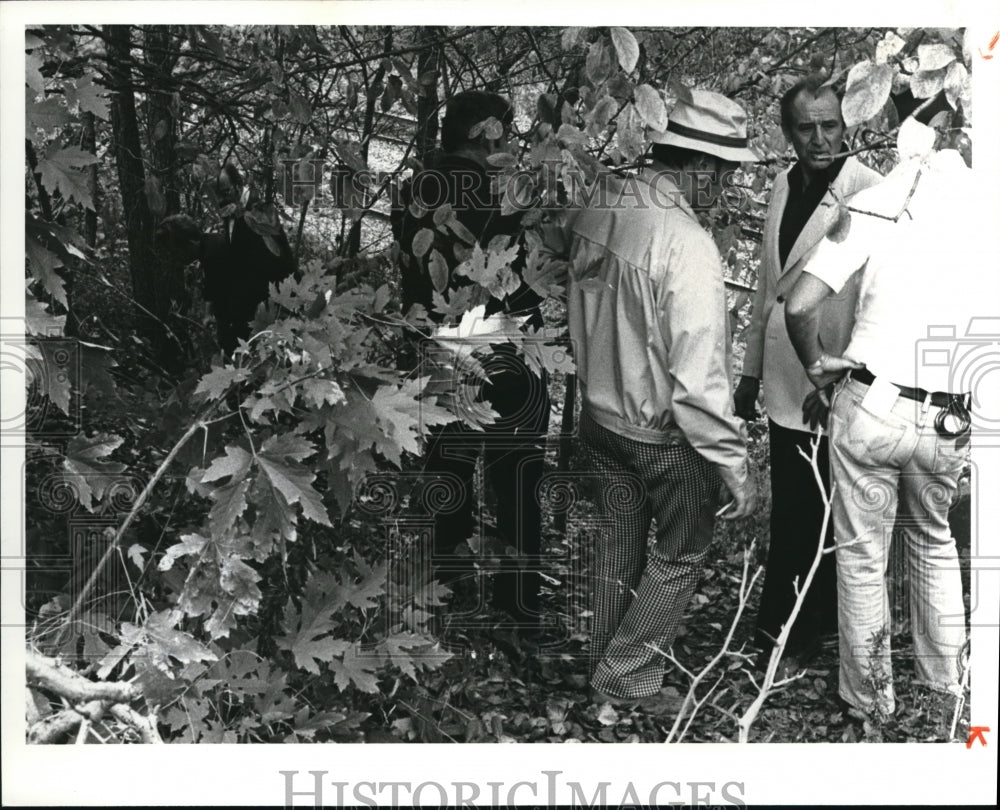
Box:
[735,77,881,666]
[157,166,296,355]
[394,90,550,630]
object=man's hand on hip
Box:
[805,353,864,394]
[734,375,760,420]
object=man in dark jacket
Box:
[395,91,549,630]
[157,166,296,355]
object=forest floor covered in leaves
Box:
[381,538,971,745]
[374,399,972,745]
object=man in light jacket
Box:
[734,76,881,664]
[567,89,758,706]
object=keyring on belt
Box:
[934,393,972,437]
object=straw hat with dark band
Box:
[650,88,761,163]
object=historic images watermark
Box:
[279,769,747,808]
[279,159,748,214]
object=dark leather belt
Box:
[849,367,967,409]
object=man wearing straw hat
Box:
[565,88,759,706]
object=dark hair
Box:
[780,74,843,132]
[650,143,716,169]
[217,163,244,192]
[440,90,514,152]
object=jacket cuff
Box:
[742,344,763,378]
[716,460,749,495]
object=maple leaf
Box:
[26,95,69,135]
[127,543,147,570]
[489,265,524,300]
[370,379,436,464]
[26,51,45,94]
[260,432,318,463]
[455,241,522,291]
[25,236,68,308]
[34,338,75,415]
[329,644,380,694]
[194,364,250,401]
[453,242,488,284]
[141,609,218,671]
[276,586,351,675]
[437,385,500,431]
[63,74,109,120]
[159,533,210,572]
[288,709,355,741]
[431,285,478,320]
[242,376,296,421]
[416,396,458,437]
[338,554,387,610]
[325,450,378,518]
[408,578,454,608]
[257,454,331,527]
[176,553,263,641]
[523,250,567,300]
[218,553,261,604]
[36,144,99,210]
[25,293,66,336]
[249,470,297,555]
[163,695,211,739]
[209,650,268,696]
[201,445,253,483]
[255,670,297,723]
[62,432,127,512]
[518,328,576,377]
[378,632,453,680]
[301,377,346,409]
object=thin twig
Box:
[60,418,206,637]
[736,434,831,742]
[654,543,764,743]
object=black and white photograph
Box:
[2,1,998,806]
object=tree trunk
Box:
[106,24,184,371]
[415,27,442,168]
[106,26,154,323]
[344,30,392,258]
[143,26,190,340]
[81,112,99,248]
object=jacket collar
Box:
[639,165,699,223]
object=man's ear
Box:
[691,153,714,174]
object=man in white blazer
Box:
[735,76,881,664]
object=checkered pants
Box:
[581,411,721,698]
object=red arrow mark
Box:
[967,726,989,748]
[980,31,999,59]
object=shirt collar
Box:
[639,165,698,222]
[788,150,848,193]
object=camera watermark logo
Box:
[917,318,1000,439]
[351,467,621,658]
[0,331,81,442]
